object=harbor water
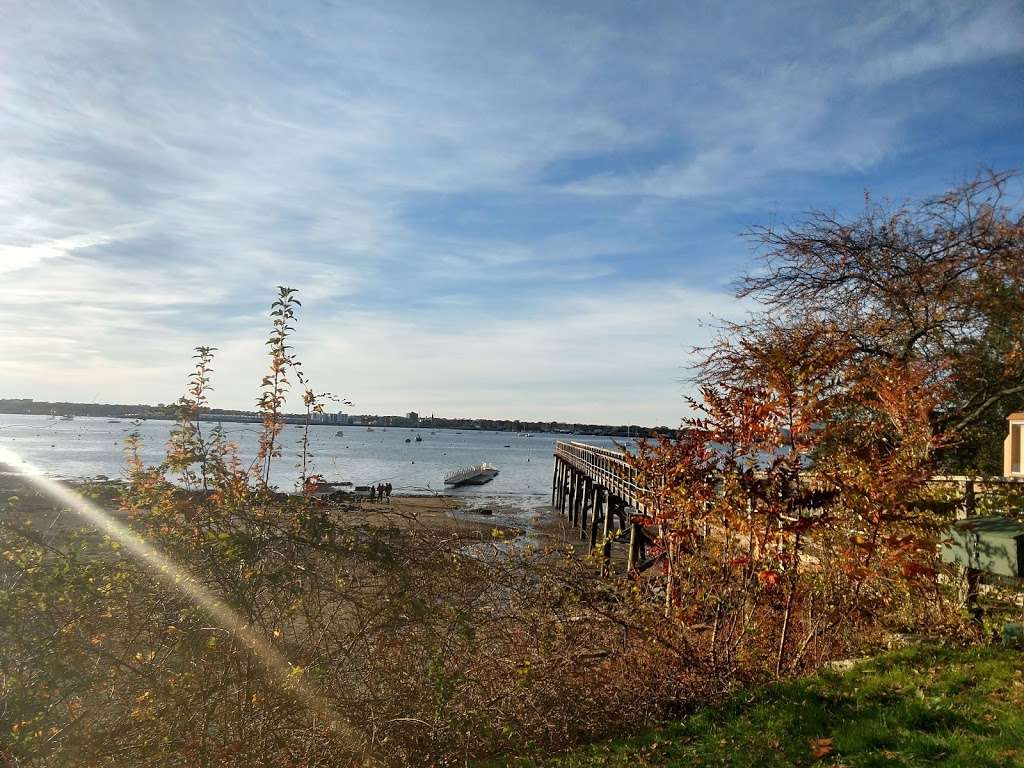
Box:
[0,415,631,506]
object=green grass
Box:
[491,645,1024,768]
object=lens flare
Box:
[0,445,353,743]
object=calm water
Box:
[0,415,629,505]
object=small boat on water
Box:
[415,434,422,442]
[107,419,121,423]
[59,414,75,421]
[366,427,375,432]
[336,430,344,436]
[444,463,499,487]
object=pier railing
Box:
[554,441,648,510]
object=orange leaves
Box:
[809,736,834,759]
[757,569,782,589]
[899,561,936,581]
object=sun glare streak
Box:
[0,445,352,742]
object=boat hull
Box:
[445,469,499,486]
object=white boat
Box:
[59,414,75,421]
[444,462,499,486]
[310,480,355,498]
[336,430,344,436]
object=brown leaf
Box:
[809,737,834,759]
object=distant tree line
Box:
[0,399,673,437]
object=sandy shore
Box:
[322,493,524,540]
[0,465,524,544]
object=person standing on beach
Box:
[370,485,377,502]
[385,482,392,502]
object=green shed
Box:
[941,516,1024,579]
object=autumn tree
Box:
[629,174,1020,675]
[734,170,1024,472]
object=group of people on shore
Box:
[370,482,392,502]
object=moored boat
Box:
[443,463,499,486]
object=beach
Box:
[0,462,528,547]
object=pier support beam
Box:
[579,479,592,540]
[557,460,568,510]
[558,461,566,509]
[601,494,616,568]
[626,508,643,573]
[568,470,579,525]
[571,474,583,528]
[589,486,604,550]
[551,457,559,507]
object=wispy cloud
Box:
[0,229,134,274]
[1,1,1021,422]
[854,1,1024,85]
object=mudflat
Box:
[0,464,519,544]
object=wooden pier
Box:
[552,441,1024,579]
[551,441,652,573]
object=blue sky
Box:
[1,0,1022,424]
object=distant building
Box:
[407,411,419,424]
[337,411,349,425]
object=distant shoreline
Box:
[0,399,675,437]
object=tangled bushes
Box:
[1,474,712,766]
[1,288,697,766]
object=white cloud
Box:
[0,230,127,274]
[285,282,748,424]
[0,1,1020,422]
[855,2,1024,86]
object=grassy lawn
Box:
[493,644,1024,768]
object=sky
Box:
[1,1,1022,425]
